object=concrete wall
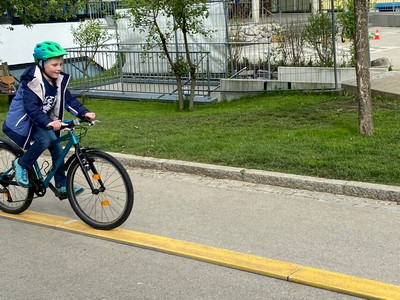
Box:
[219,67,389,101]
[220,79,290,101]
[0,21,117,65]
[369,13,400,27]
[277,67,357,83]
[0,23,80,65]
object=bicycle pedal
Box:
[58,195,68,201]
[48,184,67,200]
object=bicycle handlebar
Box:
[46,118,96,131]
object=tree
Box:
[1,0,89,27]
[71,19,114,76]
[71,19,114,101]
[354,0,374,136]
[124,0,212,111]
[303,12,334,67]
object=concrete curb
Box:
[111,152,400,203]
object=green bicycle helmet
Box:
[33,41,68,64]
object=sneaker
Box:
[57,186,84,199]
[13,158,29,187]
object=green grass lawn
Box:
[2,92,400,186]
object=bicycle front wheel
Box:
[0,144,33,214]
[67,151,134,230]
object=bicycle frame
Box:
[37,125,104,197]
[35,130,79,189]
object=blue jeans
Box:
[19,126,66,188]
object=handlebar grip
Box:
[46,126,54,131]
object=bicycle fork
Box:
[76,150,106,195]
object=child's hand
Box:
[85,112,96,120]
[47,120,62,131]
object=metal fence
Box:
[66,41,281,97]
[65,34,354,100]
[65,44,214,100]
[63,0,365,101]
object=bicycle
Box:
[0,119,134,230]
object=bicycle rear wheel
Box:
[0,144,33,214]
[67,150,134,230]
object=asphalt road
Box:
[1,166,399,299]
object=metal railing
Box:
[65,36,353,99]
[65,44,213,98]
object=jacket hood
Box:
[20,65,36,82]
[20,65,70,86]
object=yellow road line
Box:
[1,210,400,299]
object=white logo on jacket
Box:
[42,95,57,114]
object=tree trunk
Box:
[354,0,374,136]
[182,23,196,111]
[176,76,185,110]
[189,75,196,111]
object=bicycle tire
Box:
[67,150,134,230]
[0,144,33,214]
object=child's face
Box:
[44,57,63,79]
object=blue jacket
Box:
[2,66,90,149]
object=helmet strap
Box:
[38,60,45,69]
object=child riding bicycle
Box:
[2,41,96,198]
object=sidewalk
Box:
[342,70,400,100]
